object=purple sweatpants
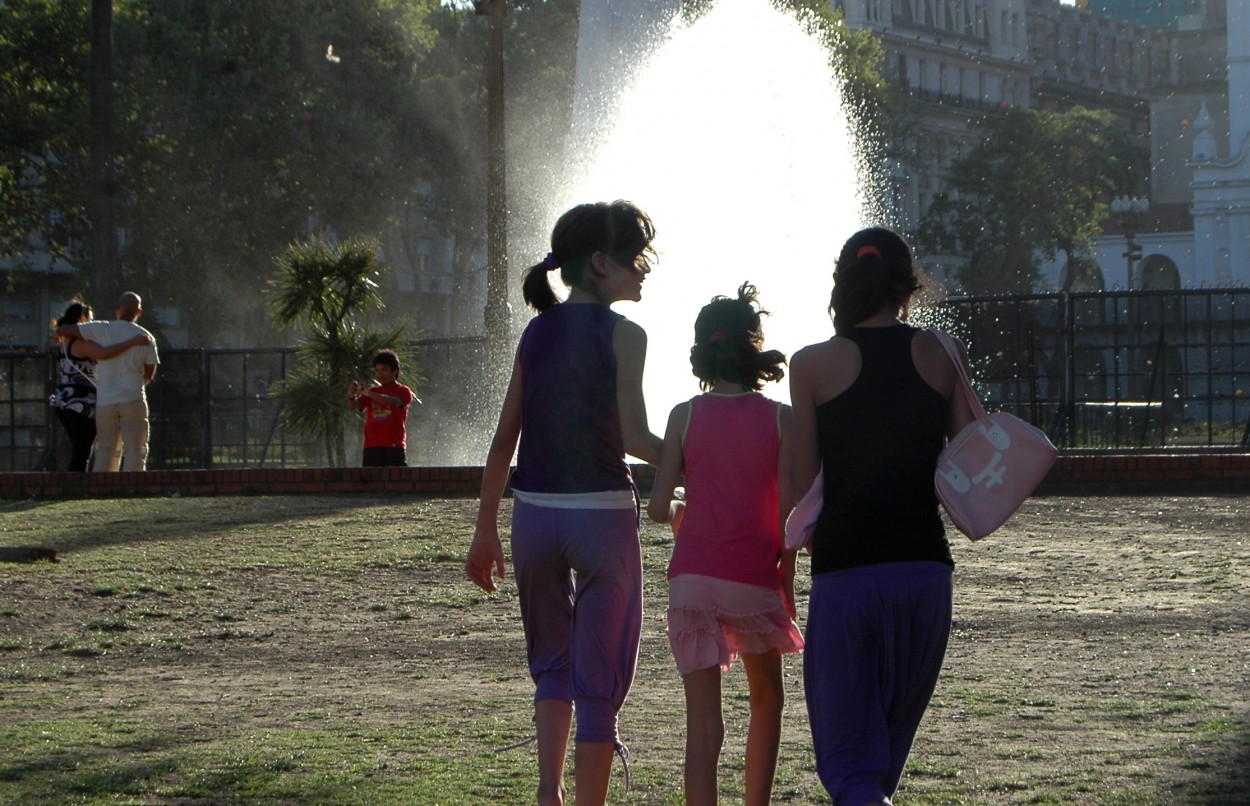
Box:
[511,499,643,745]
[803,561,953,806]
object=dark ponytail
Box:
[828,227,920,332]
[521,254,561,313]
[53,300,91,330]
[690,282,786,392]
[522,200,657,312]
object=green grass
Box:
[3,494,1250,804]
[0,717,542,803]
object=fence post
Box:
[1063,292,1076,449]
[201,349,212,469]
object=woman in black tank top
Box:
[788,227,976,806]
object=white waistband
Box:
[511,488,636,510]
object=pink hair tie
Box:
[857,245,881,259]
[708,331,728,344]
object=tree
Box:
[2,0,445,342]
[114,0,444,343]
[919,106,1137,294]
[410,0,582,331]
[0,0,93,269]
[1044,107,1139,267]
[268,236,408,467]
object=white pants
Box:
[93,398,150,472]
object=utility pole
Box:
[476,0,510,383]
[89,0,119,308]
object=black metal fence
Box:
[0,338,492,472]
[3,289,1248,472]
[934,289,1250,450]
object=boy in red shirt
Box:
[347,350,415,467]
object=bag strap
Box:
[928,328,989,424]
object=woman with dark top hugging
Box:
[788,227,976,806]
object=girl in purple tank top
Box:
[648,283,803,806]
[465,201,664,806]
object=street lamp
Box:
[1109,195,1149,291]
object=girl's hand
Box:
[465,528,506,592]
[781,576,797,621]
[669,499,685,538]
[780,553,798,620]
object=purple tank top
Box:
[510,303,634,494]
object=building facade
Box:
[835,0,1244,291]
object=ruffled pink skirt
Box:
[667,573,805,676]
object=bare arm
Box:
[347,381,367,411]
[144,363,157,385]
[465,357,523,592]
[787,347,822,504]
[360,385,404,408]
[777,403,798,619]
[945,336,978,439]
[613,319,663,465]
[646,403,688,526]
[68,333,150,361]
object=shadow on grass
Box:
[0,719,537,804]
[0,493,455,557]
[1169,718,1250,804]
[0,743,324,803]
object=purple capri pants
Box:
[803,561,952,806]
[511,499,643,745]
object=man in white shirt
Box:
[59,291,160,471]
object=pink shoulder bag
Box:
[931,329,1057,541]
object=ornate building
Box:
[834,0,1244,289]
[1037,0,1246,289]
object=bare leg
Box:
[536,699,572,806]
[573,741,616,806]
[682,666,724,806]
[741,651,784,806]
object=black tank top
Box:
[810,324,953,574]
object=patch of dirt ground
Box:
[2,494,1249,803]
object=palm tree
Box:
[268,236,409,466]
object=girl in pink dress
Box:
[648,282,803,806]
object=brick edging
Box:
[1,453,1247,500]
[1036,451,1250,495]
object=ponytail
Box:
[522,254,561,312]
[829,227,920,332]
[52,300,90,330]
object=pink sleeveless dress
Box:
[666,393,803,675]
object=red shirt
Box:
[361,382,414,449]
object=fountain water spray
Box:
[565,0,867,432]
[423,1,870,464]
